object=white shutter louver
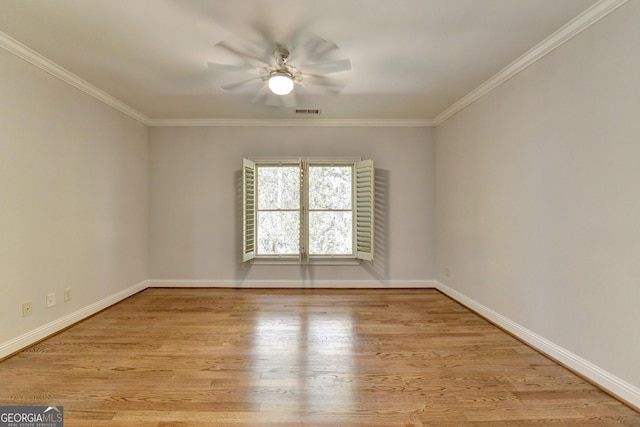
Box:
[355,159,375,261]
[242,158,256,262]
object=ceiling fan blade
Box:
[264,91,298,108]
[207,62,261,74]
[221,76,263,92]
[251,85,270,104]
[247,21,279,63]
[300,75,349,94]
[289,32,339,64]
[281,92,298,108]
[264,93,281,107]
[301,59,351,76]
[215,40,270,66]
[251,84,298,108]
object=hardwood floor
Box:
[1,288,638,426]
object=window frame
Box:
[256,162,304,258]
[306,162,355,258]
[242,156,374,264]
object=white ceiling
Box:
[0,0,600,123]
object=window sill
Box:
[250,257,361,266]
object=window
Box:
[242,157,374,262]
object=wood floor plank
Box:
[0,288,638,426]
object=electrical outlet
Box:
[22,301,33,317]
[64,288,72,302]
[444,267,450,278]
[47,293,56,308]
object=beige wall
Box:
[1,0,638,406]
[0,47,149,348]
[149,126,435,286]
[435,1,640,388]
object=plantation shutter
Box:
[355,159,375,261]
[242,158,256,262]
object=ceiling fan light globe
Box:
[268,73,294,95]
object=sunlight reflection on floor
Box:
[251,303,355,422]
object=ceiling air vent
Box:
[294,109,321,115]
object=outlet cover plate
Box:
[22,301,33,317]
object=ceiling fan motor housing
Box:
[273,46,290,67]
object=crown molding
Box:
[0,31,151,125]
[146,118,435,127]
[433,0,629,126]
[1,0,627,129]
[0,30,431,128]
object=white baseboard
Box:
[3,278,637,411]
[435,281,640,411]
[0,280,149,359]
[0,279,432,359]
[148,279,437,289]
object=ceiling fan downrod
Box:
[273,46,290,69]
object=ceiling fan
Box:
[207,31,351,107]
